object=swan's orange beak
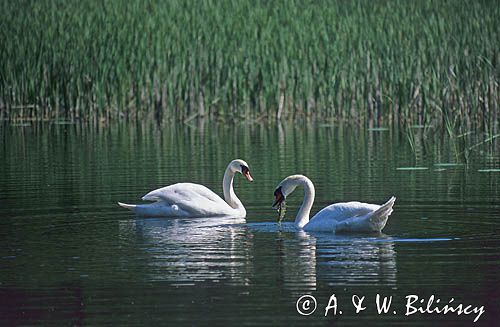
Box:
[244,171,254,182]
[241,166,253,182]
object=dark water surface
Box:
[1,122,499,326]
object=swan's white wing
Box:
[313,201,380,222]
[142,182,225,203]
[304,201,379,232]
[141,183,234,217]
[335,197,396,233]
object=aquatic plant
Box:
[0,0,498,128]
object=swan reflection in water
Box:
[312,233,397,286]
[119,218,397,290]
[119,216,253,285]
[280,231,397,291]
[249,223,397,294]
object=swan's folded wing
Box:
[312,201,379,223]
[335,197,396,232]
[141,183,231,216]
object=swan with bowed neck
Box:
[272,175,396,233]
[118,159,253,218]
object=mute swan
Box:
[118,159,253,218]
[272,175,395,233]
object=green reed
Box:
[0,0,498,127]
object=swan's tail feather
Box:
[369,196,396,231]
[118,202,136,211]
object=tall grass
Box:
[0,0,498,128]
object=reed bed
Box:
[0,0,498,128]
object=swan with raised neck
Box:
[223,159,253,215]
[118,159,253,218]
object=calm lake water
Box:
[1,121,499,326]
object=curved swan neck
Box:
[295,177,315,228]
[223,166,245,212]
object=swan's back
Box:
[304,201,381,232]
[313,201,379,222]
[335,197,396,233]
[143,183,223,203]
[142,182,235,217]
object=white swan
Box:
[118,159,253,218]
[272,175,395,233]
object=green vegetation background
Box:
[0,0,498,126]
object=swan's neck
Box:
[295,177,315,229]
[223,167,245,214]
